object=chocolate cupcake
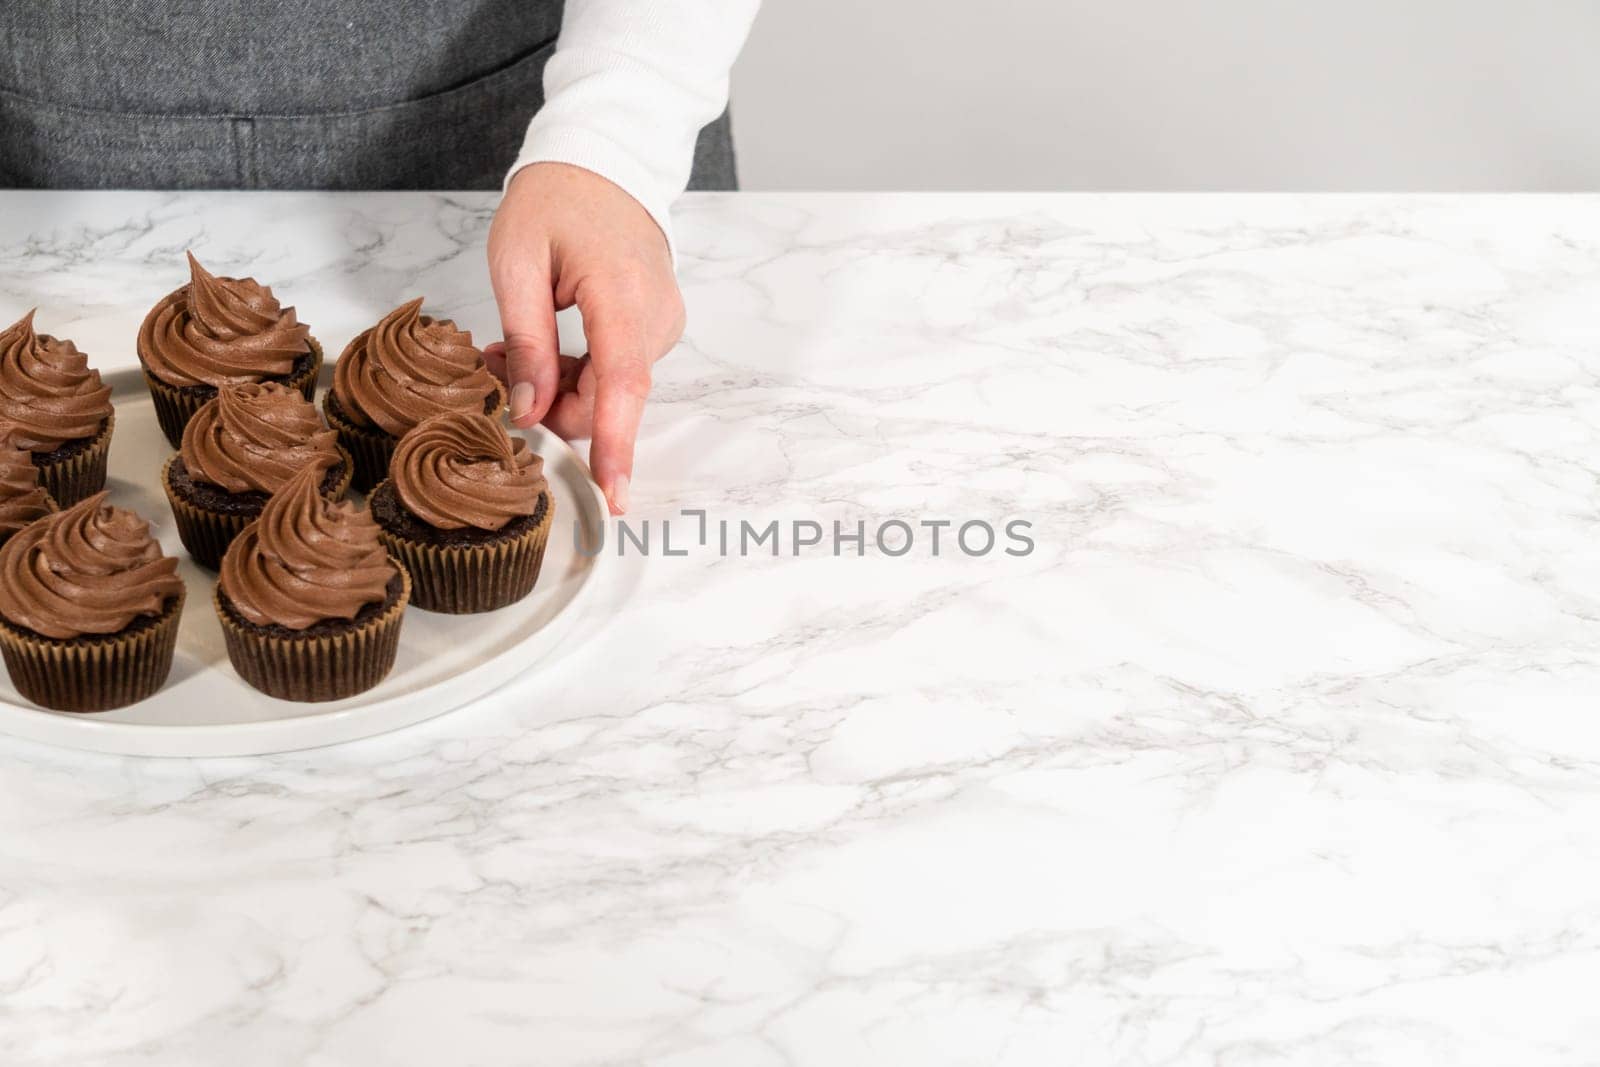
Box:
[0,310,114,506]
[216,459,409,702]
[163,382,354,569]
[325,298,502,491]
[138,252,322,448]
[0,439,56,548]
[369,411,552,614]
[0,492,184,712]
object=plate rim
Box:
[0,367,608,758]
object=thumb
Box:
[489,252,561,429]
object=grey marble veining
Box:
[0,191,1598,1064]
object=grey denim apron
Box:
[0,1,735,190]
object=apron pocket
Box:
[0,35,555,190]
[0,89,240,188]
[249,36,557,190]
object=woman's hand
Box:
[486,162,685,515]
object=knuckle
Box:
[662,290,687,341]
[603,267,652,306]
[487,230,550,280]
[500,332,549,360]
[486,231,520,271]
[611,364,653,399]
[604,270,683,343]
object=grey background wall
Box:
[730,1,1600,191]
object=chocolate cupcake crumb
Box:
[168,453,347,515]
[369,479,545,549]
[218,572,404,641]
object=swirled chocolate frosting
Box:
[0,310,113,451]
[138,253,311,387]
[181,382,340,494]
[220,459,396,630]
[0,491,182,639]
[391,411,545,531]
[0,442,52,537]
[331,298,499,437]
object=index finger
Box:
[489,251,561,428]
[577,286,653,516]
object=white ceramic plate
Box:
[0,368,606,757]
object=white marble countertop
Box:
[1,191,1598,1064]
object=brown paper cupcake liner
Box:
[215,565,410,702]
[145,336,324,449]
[35,412,113,508]
[162,447,355,570]
[0,591,184,712]
[322,397,395,494]
[325,382,505,493]
[372,480,552,614]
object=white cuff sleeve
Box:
[505,0,762,255]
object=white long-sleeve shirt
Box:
[507,0,762,250]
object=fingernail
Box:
[609,474,630,515]
[509,382,535,423]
